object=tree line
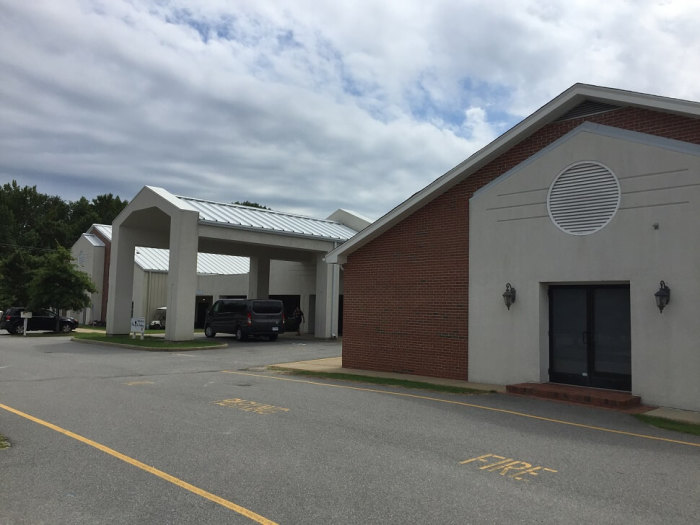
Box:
[0,181,128,315]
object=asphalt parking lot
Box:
[1,333,699,524]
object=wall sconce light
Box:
[654,281,670,313]
[503,283,516,310]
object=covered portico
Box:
[106,186,366,340]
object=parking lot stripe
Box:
[222,370,700,449]
[0,402,278,525]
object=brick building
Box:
[327,84,700,412]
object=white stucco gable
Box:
[468,122,700,411]
[472,122,700,202]
[70,233,106,324]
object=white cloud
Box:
[2,0,700,221]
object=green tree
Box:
[0,182,128,309]
[66,194,128,245]
[91,193,128,223]
[0,250,40,307]
[0,181,129,258]
[67,197,99,242]
[0,181,72,257]
[0,181,51,257]
[27,246,97,330]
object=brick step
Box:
[506,383,641,409]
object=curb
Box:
[71,337,228,351]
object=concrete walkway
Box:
[271,357,700,425]
[271,357,506,393]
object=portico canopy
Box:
[106,186,368,340]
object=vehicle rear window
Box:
[252,301,283,314]
[222,301,245,313]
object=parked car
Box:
[204,299,285,341]
[150,306,167,329]
[0,307,79,335]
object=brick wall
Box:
[342,106,700,380]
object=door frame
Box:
[548,284,631,391]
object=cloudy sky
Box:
[2,1,700,220]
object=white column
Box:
[315,255,340,338]
[248,256,271,299]
[164,210,199,341]
[106,225,136,335]
[300,293,310,335]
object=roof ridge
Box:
[176,195,343,224]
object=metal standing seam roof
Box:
[82,233,105,247]
[177,195,359,241]
[91,224,112,241]
[134,248,249,275]
[90,225,249,275]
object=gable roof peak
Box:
[326,83,700,264]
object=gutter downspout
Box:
[324,240,348,340]
[330,242,337,339]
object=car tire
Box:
[204,325,216,338]
[235,327,247,341]
[14,324,24,335]
[6,325,17,335]
[60,323,72,333]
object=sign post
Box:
[130,317,145,340]
[20,311,32,337]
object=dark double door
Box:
[549,285,631,391]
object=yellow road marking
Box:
[460,453,558,481]
[222,370,700,448]
[124,380,156,386]
[0,402,277,525]
[214,398,289,415]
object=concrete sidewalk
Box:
[270,357,700,425]
[271,356,506,393]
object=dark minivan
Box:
[204,299,285,341]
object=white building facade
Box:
[469,123,700,410]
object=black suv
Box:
[204,299,285,341]
[0,307,79,335]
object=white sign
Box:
[130,317,145,339]
[21,311,32,337]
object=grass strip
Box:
[268,367,488,395]
[634,414,700,436]
[79,327,204,334]
[73,332,224,350]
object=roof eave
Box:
[198,219,351,243]
[325,83,700,264]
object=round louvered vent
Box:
[547,161,620,235]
